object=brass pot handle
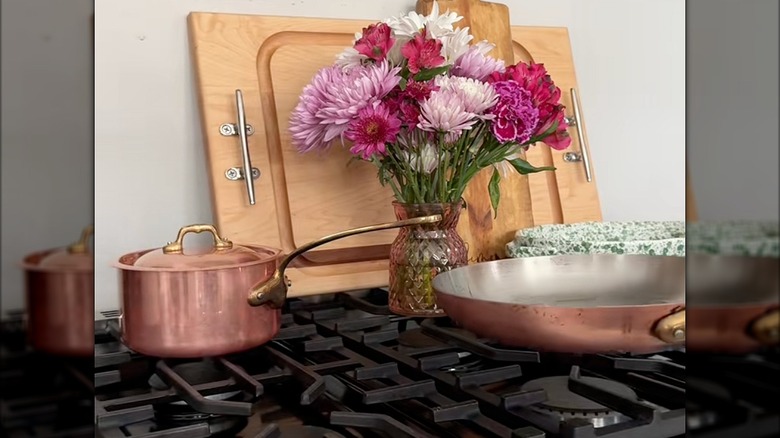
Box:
[163,224,233,254]
[750,308,779,345]
[653,307,686,344]
[67,225,94,254]
[248,214,442,308]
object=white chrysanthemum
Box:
[435,76,498,116]
[384,1,463,40]
[402,143,440,174]
[492,148,530,177]
[440,27,473,64]
[335,47,367,69]
[418,87,478,139]
[334,31,367,69]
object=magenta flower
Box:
[354,23,395,62]
[289,61,401,153]
[346,103,402,160]
[489,62,570,149]
[400,29,445,74]
[488,80,539,144]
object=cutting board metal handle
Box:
[219,89,258,205]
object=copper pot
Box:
[21,225,94,357]
[116,216,440,358]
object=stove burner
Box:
[148,360,241,404]
[397,328,441,348]
[520,375,638,427]
[277,425,347,438]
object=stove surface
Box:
[93,290,693,438]
[4,289,777,437]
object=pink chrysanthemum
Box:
[435,75,498,116]
[451,41,506,81]
[417,87,479,140]
[289,61,401,153]
[345,103,402,160]
[488,80,539,144]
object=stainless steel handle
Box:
[569,88,593,183]
[234,89,257,205]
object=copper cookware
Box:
[117,216,441,358]
[21,225,94,357]
[686,254,779,353]
[431,254,686,354]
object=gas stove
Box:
[93,289,692,438]
[3,289,778,437]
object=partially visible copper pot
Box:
[116,216,440,358]
[21,225,94,357]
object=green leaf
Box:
[488,168,501,219]
[413,65,450,82]
[399,77,408,91]
[508,158,556,175]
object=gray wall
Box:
[688,0,779,221]
[1,0,94,313]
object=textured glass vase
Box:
[388,202,468,317]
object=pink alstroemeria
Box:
[401,28,445,74]
[354,23,395,62]
[346,103,402,160]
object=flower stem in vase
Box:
[388,201,467,316]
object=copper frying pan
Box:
[431,254,686,354]
[686,253,779,353]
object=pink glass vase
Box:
[388,201,468,317]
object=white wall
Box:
[94,0,685,312]
[1,0,94,314]
[688,0,779,221]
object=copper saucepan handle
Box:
[67,225,94,254]
[653,307,686,345]
[248,215,443,308]
[163,224,233,254]
[750,308,779,345]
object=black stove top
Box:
[0,313,94,438]
[3,289,779,437]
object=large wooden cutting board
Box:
[187,10,601,297]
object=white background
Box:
[4,0,690,313]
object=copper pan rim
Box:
[433,290,685,310]
[114,244,283,272]
[20,249,94,273]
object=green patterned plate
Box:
[506,221,686,258]
[687,221,779,257]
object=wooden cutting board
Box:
[187,7,601,297]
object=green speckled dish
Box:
[687,221,779,257]
[506,221,686,258]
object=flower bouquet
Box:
[289,1,572,315]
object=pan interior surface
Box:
[432,254,685,308]
[686,254,779,305]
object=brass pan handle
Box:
[163,224,233,254]
[750,308,779,345]
[67,225,94,254]
[653,307,686,344]
[248,215,442,308]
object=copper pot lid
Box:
[25,225,94,272]
[120,224,281,271]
